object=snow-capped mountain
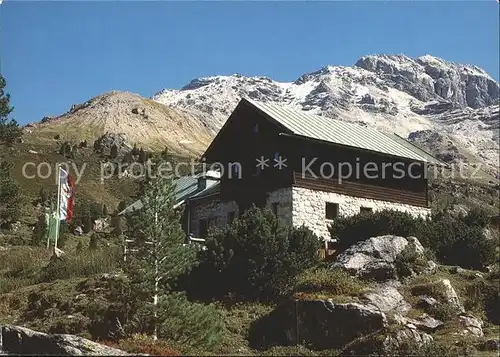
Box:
[153,54,499,180]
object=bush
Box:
[426,302,457,321]
[127,293,224,352]
[187,206,320,301]
[294,267,366,297]
[394,243,432,279]
[158,293,223,351]
[329,210,424,252]
[329,207,496,270]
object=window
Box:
[360,207,373,214]
[199,219,208,238]
[227,211,235,224]
[231,164,240,178]
[271,202,279,216]
[325,202,339,220]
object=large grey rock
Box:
[401,314,444,333]
[383,325,434,352]
[332,235,425,281]
[484,339,500,351]
[440,279,465,313]
[1,325,130,355]
[249,300,387,350]
[362,282,411,315]
[417,295,438,309]
[458,314,483,337]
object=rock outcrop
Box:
[383,325,434,352]
[331,235,427,281]
[0,325,129,355]
[249,300,387,350]
[458,314,484,337]
[362,282,411,315]
[355,54,499,108]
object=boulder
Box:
[423,260,438,274]
[484,339,500,351]
[362,282,411,315]
[93,219,110,233]
[416,296,438,308]
[458,314,483,337]
[0,325,129,355]
[249,300,387,350]
[383,325,433,352]
[440,279,465,313]
[400,314,444,333]
[332,235,425,281]
[417,295,438,309]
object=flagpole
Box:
[46,203,50,249]
[54,164,62,249]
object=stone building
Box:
[184,98,443,241]
[123,98,443,242]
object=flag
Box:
[59,167,75,222]
[45,199,58,246]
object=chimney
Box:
[198,176,207,190]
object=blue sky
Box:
[1,1,499,125]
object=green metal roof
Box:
[118,171,220,215]
[244,98,443,165]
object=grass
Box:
[100,334,182,356]
[293,267,369,301]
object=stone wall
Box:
[188,188,294,236]
[292,187,431,240]
[265,187,293,226]
[189,196,238,236]
[188,186,430,241]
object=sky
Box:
[1,1,499,125]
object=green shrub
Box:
[188,205,320,301]
[329,207,496,270]
[159,293,223,351]
[261,345,318,356]
[394,243,431,279]
[128,293,223,352]
[329,209,424,252]
[426,302,457,321]
[294,267,366,297]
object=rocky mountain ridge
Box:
[25,91,212,157]
[153,54,499,180]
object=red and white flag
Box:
[59,167,75,222]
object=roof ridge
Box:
[243,98,443,165]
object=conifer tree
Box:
[0,161,21,228]
[0,75,21,228]
[125,173,197,340]
[0,75,22,146]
